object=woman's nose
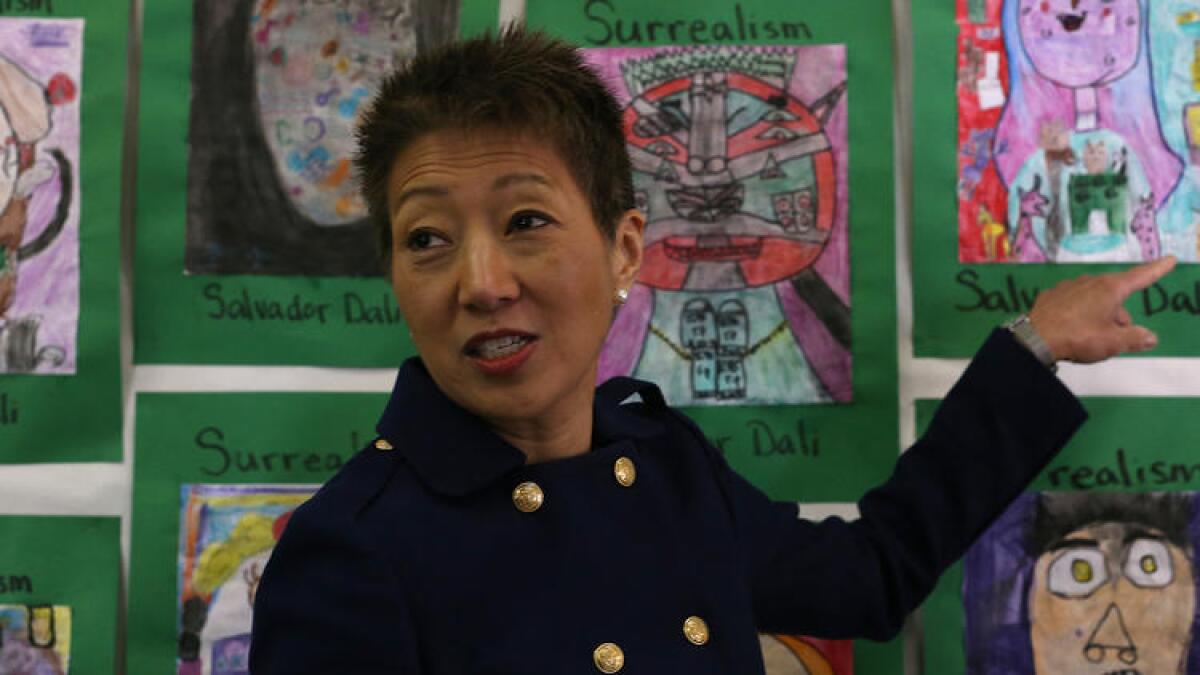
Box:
[458,236,519,311]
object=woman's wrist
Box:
[1005,314,1058,372]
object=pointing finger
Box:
[1113,256,1177,298]
[1117,325,1158,355]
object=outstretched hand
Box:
[1028,256,1177,364]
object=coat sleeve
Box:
[249,490,423,674]
[696,329,1088,640]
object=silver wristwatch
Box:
[1005,314,1057,372]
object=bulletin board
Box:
[912,0,1200,358]
[126,391,386,674]
[920,397,1200,673]
[0,1,125,463]
[132,0,498,367]
[526,0,900,503]
[0,516,121,674]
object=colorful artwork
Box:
[184,0,459,276]
[0,605,72,674]
[176,484,316,675]
[585,45,851,406]
[963,492,1200,673]
[0,19,81,374]
[956,0,1200,263]
[760,634,852,674]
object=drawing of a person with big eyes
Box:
[1028,493,1196,674]
[992,0,1184,262]
[963,492,1200,674]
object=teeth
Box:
[476,335,530,360]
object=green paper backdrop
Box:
[0,516,121,674]
[127,391,386,673]
[0,1,125,463]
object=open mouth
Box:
[1057,11,1088,32]
[465,334,537,361]
[1102,670,1140,675]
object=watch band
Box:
[1005,314,1057,372]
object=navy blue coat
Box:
[250,330,1086,674]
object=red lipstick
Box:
[463,330,538,376]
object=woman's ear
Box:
[610,208,645,292]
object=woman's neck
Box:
[488,385,595,464]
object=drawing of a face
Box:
[1029,522,1195,674]
[1017,0,1141,88]
[253,0,418,225]
[623,51,844,291]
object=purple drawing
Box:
[1013,175,1049,262]
[990,0,1185,262]
[0,19,82,375]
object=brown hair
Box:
[354,27,634,265]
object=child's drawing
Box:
[760,634,852,674]
[585,45,851,406]
[185,0,460,276]
[176,484,316,675]
[957,0,1200,263]
[963,492,1200,673]
[0,605,72,674]
[0,19,81,374]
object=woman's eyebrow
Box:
[391,185,450,216]
[492,173,551,191]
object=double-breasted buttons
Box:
[613,457,636,487]
[683,615,710,645]
[511,482,545,513]
[373,438,394,451]
[593,642,625,673]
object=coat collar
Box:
[376,358,666,497]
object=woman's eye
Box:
[405,229,449,251]
[508,212,550,233]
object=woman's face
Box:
[386,130,643,430]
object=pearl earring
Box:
[615,288,629,305]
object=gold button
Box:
[374,438,394,451]
[592,642,624,673]
[512,482,545,513]
[613,457,636,487]
[683,615,709,645]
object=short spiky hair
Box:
[354,27,634,265]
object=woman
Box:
[249,29,1174,674]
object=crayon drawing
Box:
[185,0,460,276]
[0,605,72,674]
[957,0,1200,263]
[0,19,81,374]
[585,45,851,406]
[177,484,316,675]
[963,492,1200,673]
[760,634,852,674]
